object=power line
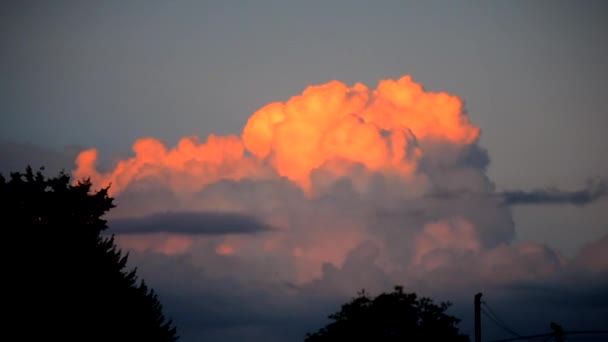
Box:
[481,308,521,338]
[489,331,608,342]
[488,332,554,342]
[562,331,608,341]
[482,301,518,333]
[481,300,522,338]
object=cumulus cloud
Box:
[72,75,480,197]
[18,74,602,341]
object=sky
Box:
[1,1,607,341]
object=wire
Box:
[565,335,608,341]
[481,301,522,338]
[482,301,513,331]
[481,308,522,338]
[488,332,555,342]
[488,332,608,342]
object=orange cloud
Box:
[74,134,250,196]
[243,75,478,189]
[73,75,479,196]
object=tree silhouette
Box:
[1,166,178,341]
[305,286,469,341]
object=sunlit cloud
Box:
[63,74,608,340]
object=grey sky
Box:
[2,1,607,340]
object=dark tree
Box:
[1,166,178,341]
[305,286,469,342]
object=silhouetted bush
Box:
[305,286,469,341]
[1,166,178,341]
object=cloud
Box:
[61,74,608,341]
[500,179,607,206]
[123,232,608,342]
[109,211,274,235]
[572,233,608,273]
[72,75,481,196]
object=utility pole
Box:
[475,293,482,342]
[550,322,563,342]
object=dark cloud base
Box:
[500,180,607,206]
[109,211,274,235]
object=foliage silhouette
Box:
[1,166,178,341]
[305,286,469,342]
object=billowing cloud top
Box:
[73,75,479,195]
